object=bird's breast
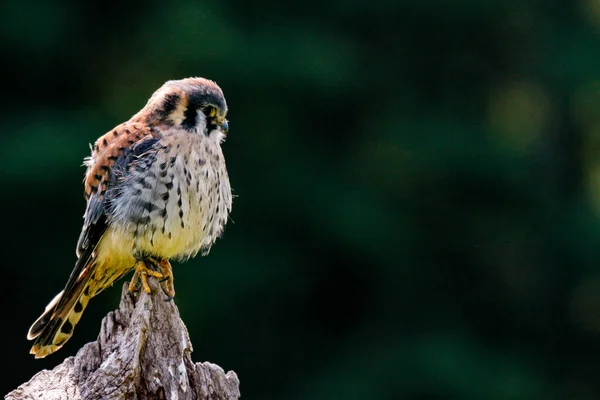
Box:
[109,131,232,261]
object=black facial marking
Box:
[180,86,226,132]
[207,121,218,133]
[162,93,180,115]
[181,102,198,131]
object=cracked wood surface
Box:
[6,281,240,400]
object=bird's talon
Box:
[128,278,141,293]
[129,258,176,298]
[141,274,152,293]
[154,258,176,299]
[129,260,164,294]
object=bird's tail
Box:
[26,255,127,359]
[27,272,95,359]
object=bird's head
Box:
[136,77,229,141]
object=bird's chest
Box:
[111,133,231,260]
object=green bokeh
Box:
[2,0,600,399]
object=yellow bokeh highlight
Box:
[486,81,550,153]
[573,80,600,215]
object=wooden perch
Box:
[6,280,240,400]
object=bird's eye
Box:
[203,106,217,118]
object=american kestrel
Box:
[27,77,232,358]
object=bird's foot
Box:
[128,258,175,299]
[154,258,176,300]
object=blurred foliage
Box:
[2,0,600,399]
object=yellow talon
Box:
[128,259,175,298]
[129,261,164,294]
[156,259,175,299]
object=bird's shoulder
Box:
[83,122,159,199]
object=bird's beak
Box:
[220,119,229,134]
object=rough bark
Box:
[6,280,240,400]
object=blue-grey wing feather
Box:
[76,137,160,257]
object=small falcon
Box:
[27,77,232,358]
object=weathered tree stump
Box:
[6,280,240,400]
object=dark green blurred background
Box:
[3,0,600,399]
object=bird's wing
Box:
[47,122,158,316]
[77,123,157,254]
[27,123,160,353]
